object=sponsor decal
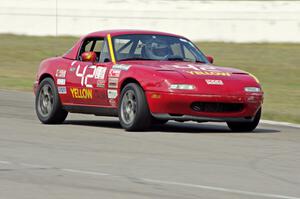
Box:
[109,99,117,107]
[94,67,107,79]
[170,64,218,71]
[108,69,121,78]
[57,86,67,94]
[205,79,224,85]
[57,78,66,85]
[186,71,231,76]
[96,79,105,88]
[170,64,231,76]
[112,64,131,71]
[55,69,66,78]
[70,88,93,99]
[108,78,118,88]
[107,89,118,99]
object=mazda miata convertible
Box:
[34,29,263,131]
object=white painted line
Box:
[61,168,110,176]
[141,178,300,199]
[0,160,12,165]
[261,120,300,129]
[60,167,300,199]
[3,160,300,199]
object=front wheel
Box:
[118,83,152,131]
[226,108,261,132]
[35,77,68,124]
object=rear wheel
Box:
[119,83,152,131]
[227,108,261,132]
[35,77,68,124]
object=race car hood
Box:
[123,60,248,78]
[122,60,258,95]
[156,61,247,78]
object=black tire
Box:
[227,108,261,132]
[35,77,68,124]
[118,83,152,131]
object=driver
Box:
[144,39,171,60]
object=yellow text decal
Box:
[70,88,93,99]
[186,71,231,76]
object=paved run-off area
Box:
[0,90,300,199]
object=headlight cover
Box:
[244,87,261,92]
[170,84,195,90]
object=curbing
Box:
[261,120,300,129]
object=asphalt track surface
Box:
[0,90,300,199]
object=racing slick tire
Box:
[35,77,68,124]
[119,83,152,131]
[226,108,261,132]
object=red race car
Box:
[34,29,263,131]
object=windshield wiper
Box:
[166,57,198,62]
[195,60,207,63]
[166,57,207,63]
[166,57,185,61]
[119,57,156,61]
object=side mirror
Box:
[206,55,214,64]
[81,51,97,62]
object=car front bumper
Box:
[146,91,263,122]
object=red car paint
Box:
[34,29,263,122]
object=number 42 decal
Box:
[75,65,107,88]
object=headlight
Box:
[244,87,261,92]
[170,84,195,90]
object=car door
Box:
[67,37,114,107]
[92,37,117,107]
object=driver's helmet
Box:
[144,39,171,59]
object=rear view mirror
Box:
[81,51,97,62]
[206,55,214,64]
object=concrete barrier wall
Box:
[0,0,300,42]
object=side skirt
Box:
[63,105,118,117]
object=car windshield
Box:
[112,34,208,63]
